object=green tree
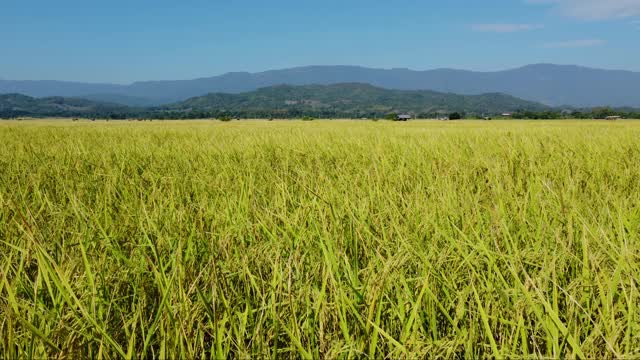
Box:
[591,107,615,119]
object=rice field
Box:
[1,119,639,359]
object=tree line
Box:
[510,107,640,120]
[2,107,639,120]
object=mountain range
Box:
[1,64,639,107]
[0,83,548,118]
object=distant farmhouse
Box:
[605,115,621,121]
[501,113,513,117]
[397,114,412,121]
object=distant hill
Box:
[0,85,547,118]
[0,80,125,100]
[163,83,548,117]
[0,94,131,118]
[1,64,639,107]
[79,93,171,107]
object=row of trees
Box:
[2,107,639,121]
[511,107,640,120]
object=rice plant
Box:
[1,119,639,358]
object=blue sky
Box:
[1,0,639,83]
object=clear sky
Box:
[2,0,639,83]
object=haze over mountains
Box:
[1,64,639,108]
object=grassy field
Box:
[1,119,639,358]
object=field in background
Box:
[1,120,639,358]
